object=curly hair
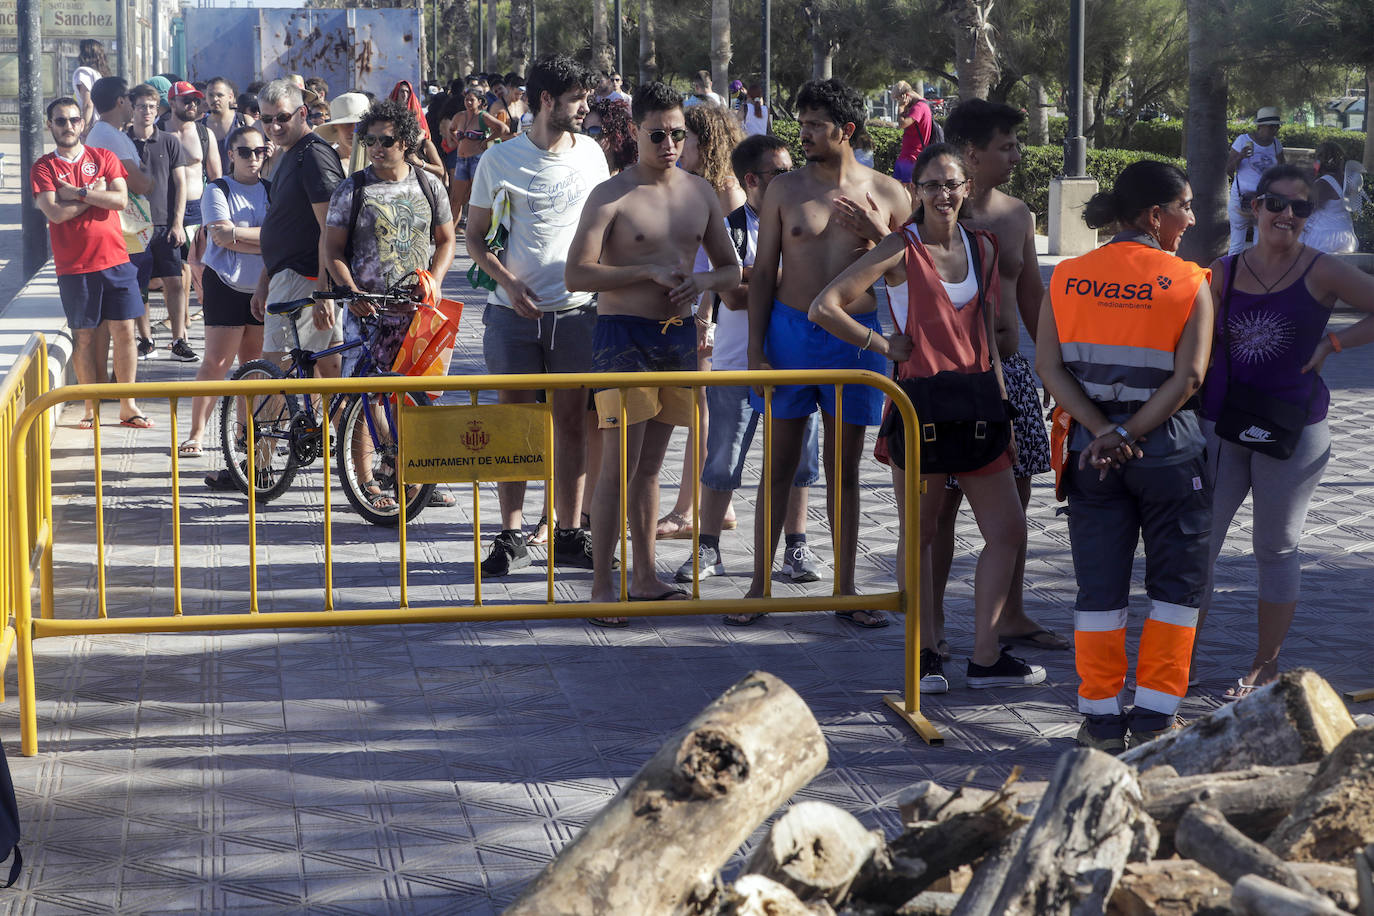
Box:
[796,78,866,134]
[631,80,683,122]
[589,98,638,172]
[526,54,594,114]
[356,99,422,154]
[684,103,743,192]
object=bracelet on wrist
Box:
[862,327,874,351]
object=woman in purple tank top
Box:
[1194,163,1374,700]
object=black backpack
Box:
[342,167,440,264]
[157,114,214,183]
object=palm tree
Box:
[1178,0,1229,264]
[638,0,658,84]
[947,0,999,100]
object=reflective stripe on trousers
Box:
[1076,599,1197,716]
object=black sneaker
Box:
[480,530,531,577]
[169,337,199,362]
[1127,711,1187,747]
[137,336,156,360]
[1076,716,1128,755]
[919,649,949,694]
[966,647,1047,688]
[552,526,593,569]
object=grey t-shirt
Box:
[126,127,184,225]
[325,166,452,293]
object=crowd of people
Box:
[36,44,1374,752]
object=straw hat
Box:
[316,92,370,143]
[1255,106,1280,125]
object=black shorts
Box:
[56,262,145,329]
[202,266,263,328]
[132,225,184,283]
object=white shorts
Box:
[263,269,343,354]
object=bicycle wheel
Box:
[219,359,302,502]
[336,376,436,527]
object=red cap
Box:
[170,80,204,100]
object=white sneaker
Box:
[675,543,725,583]
[781,542,822,583]
[920,649,949,694]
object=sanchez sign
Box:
[400,403,551,484]
[0,0,117,39]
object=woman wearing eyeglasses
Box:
[811,143,1040,690]
[182,125,271,464]
[1036,159,1213,753]
[446,88,507,230]
[1192,163,1374,700]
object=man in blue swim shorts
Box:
[565,81,740,624]
[740,78,911,627]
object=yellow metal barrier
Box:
[8,369,937,755]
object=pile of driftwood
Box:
[504,668,1374,916]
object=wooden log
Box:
[1231,874,1345,916]
[721,875,833,916]
[946,824,1027,916]
[1108,859,1231,916]
[1267,727,1374,863]
[978,748,1158,915]
[1120,668,1355,776]
[1142,762,1319,853]
[742,801,881,905]
[850,790,1027,906]
[504,671,827,916]
[1358,842,1374,916]
[1290,862,1362,912]
[898,779,1045,826]
[1174,802,1320,898]
[894,891,961,915]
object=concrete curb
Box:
[0,259,72,393]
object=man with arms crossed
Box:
[566,81,740,621]
[938,99,1067,654]
[32,97,147,428]
[251,79,347,376]
[739,79,909,628]
[466,54,610,577]
[674,133,825,588]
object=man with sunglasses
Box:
[742,78,910,628]
[251,79,347,378]
[466,54,609,578]
[32,97,148,429]
[565,81,740,619]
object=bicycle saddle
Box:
[266,298,315,316]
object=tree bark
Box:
[1141,762,1320,854]
[1230,874,1346,916]
[1355,841,1373,916]
[1120,669,1356,776]
[1028,77,1049,146]
[949,0,998,101]
[743,801,880,905]
[505,672,827,916]
[508,0,529,78]
[801,3,836,80]
[982,749,1158,914]
[440,0,473,83]
[485,0,497,70]
[1177,0,1229,264]
[710,0,732,101]
[721,875,823,916]
[591,0,611,75]
[1266,727,1374,863]
[638,0,657,84]
[1109,859,1232,916]
[1175,802,1321,899]
[1365,67,1374,174]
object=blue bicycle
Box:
[218,282,438,526]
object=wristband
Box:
[1113,424,1134,446]
[862,327,874,351]
[1328,332,1342,353]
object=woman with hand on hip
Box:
[1194,163,1374,699]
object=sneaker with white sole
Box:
[966,647,1047,688]
[675,542,725,583]
[169,337,199,362]
[137,337,156,360]
[919,648,949,694]
[781,542,822,583]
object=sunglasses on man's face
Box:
[235,146,269,159]
[646,127,687,144]
[51,116,83,127]
[1257,194,1314,219]
[263,109,302,126]
[361,134,401,148]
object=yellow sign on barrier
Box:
[400,403,551,483]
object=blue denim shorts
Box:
[453,153,483,182]
[702,384,820,491]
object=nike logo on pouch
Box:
[1239,425,1273,443]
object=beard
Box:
[174,107,199,122]
[548,107,581,135]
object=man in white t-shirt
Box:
[1226,106,1285,255]
[673,133,823,590]
[593,71,632,105]
[682,71,725,108]
[466,53,611,577]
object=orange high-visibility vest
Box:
[1050,241,1210,406]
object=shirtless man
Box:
[936,99,1066,653]
[739,78,910,627]
[565,81,741,620]
[163,81,222,359]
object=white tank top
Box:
[886,224,978,332]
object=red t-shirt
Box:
[30,145,130,276]
[897,99,934,163]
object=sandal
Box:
[530,514,551,545]
[178,440,203,459]
[836,610,889,629]
[78,416,95,430]
[426,488,456,508]
[1222,678,1263,702]
[723,613,766,627]
[362,482,397,511]
[656,510,693,539]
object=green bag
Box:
[465,223,508,292]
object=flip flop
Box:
[177,440,202,458]
[119,415,155,429]
[588,616,629,629]
[204,469,238,491]
[1222,678,1262,702]
[655,511,693,540]
[998,628,1070,650]
[723,613,766,627]
[78,416,95,430]
[629,588,689,601]
[836,610,889,629]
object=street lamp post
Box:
[476,0,483,72]
[761,0,770,108]
[1065,0,1087,177]
[614,0,622,75]
[530,0,537,59]
[18,0,48,276]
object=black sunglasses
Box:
[1257,194,1314,219]
[51,116,84,127]
[361,134,401,148]
[235,146,269,159]
[646,127,687,144]
[263,109,302,126]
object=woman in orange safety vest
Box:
[1035,160,1214,754]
